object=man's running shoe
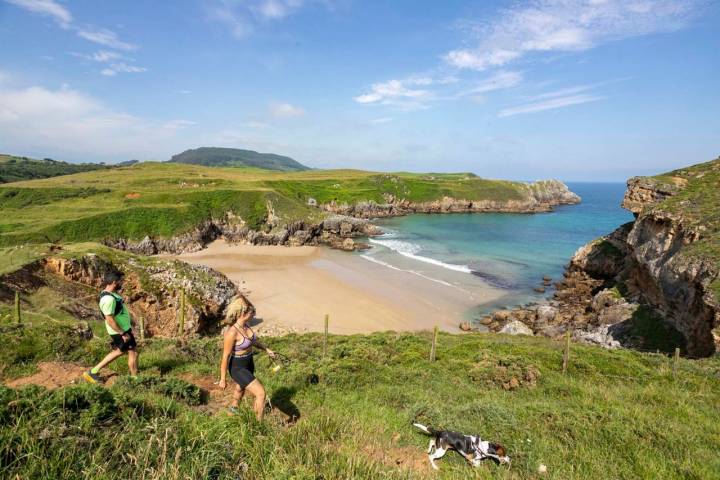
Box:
[83,371,102,384]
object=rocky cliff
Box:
[321,179,580,218]
[105,214,381,255]
[1,246,240,338]
[480,158,720,358]
[105,180,577,255]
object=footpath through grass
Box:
[1,315,719,479]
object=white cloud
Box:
[100,63,147,76]
[498,93,604,117]
[88,50,124,63]
[269,102,305,118]
[5,0,138,53]
[445,49,521,71]
[445,0,701,70]
[354,78,431,106]
[207,0,321,39]
[371,117,393,124]
[77,28,137,51]
[0,83,194,159]
[72,50,145,76]
[4,0,72,28]
[207,2,254,39]
[253,0,304,19]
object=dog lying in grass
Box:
[413,423,510,470]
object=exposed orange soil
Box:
[5,361,119,389]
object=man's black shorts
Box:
[110,329,137,352]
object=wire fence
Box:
[4,285,702,386]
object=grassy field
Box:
[0,310,719,479]
[0,162,544,247]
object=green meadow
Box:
[1,307,719,479]
[0,162,535,247]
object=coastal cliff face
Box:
[320,179,580,218]
[104,214,380,255]
[482,158,720,357]
[0,248,240,338]
[105,179,579,255]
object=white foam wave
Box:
[369,238,473,274]
[359,254,461,290]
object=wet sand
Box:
[179,240,506,334]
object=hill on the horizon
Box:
[0,154,110,184]
[168,147,310,171]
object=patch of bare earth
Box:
[5,361,119,389]
[178,373,299,424]
[357,434,431,475]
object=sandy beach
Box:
[179,240,507,334]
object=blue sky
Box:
[0,0,718,181]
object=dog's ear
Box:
[492,444,506,457]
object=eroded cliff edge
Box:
[482,158,720,357]
[106,179,580,255]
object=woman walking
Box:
[218,298,276,420]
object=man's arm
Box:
[104,314,127,337]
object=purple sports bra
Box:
[233,325,256,353]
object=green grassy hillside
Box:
[0,154,110,184]
[169,147,310,171]
[0,162,553,247]
[0,310,718,479]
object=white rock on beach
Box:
[499,320,534,336]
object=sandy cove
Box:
[179,240,506,335]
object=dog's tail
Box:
[412,422,437,435]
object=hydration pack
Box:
[99,291,124,317]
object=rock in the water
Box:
[459,321,473,331]
[499,320,534,336]
[534,286,546,293]
[479,316,493,326]
[492,310,513,322]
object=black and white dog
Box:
[413,423,510,470]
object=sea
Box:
[357,183,634,321]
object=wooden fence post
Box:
[139,315,145,341]
[672,347,680,378]
[430,325,439,361]
[562,330,571,374]
[14,291,21,324]
[178,289,186,337]
[323,314,329,359]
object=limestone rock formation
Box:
[499,320,534,336]
[43,251,238,337]
[484,158,720,357]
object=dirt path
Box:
[5,363,428,473]
[4,361,119,389]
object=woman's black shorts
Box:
[228,353,256,388]
[109,330,137,353]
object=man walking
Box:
[83,271,139,383]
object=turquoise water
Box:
[360,183,634,318]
